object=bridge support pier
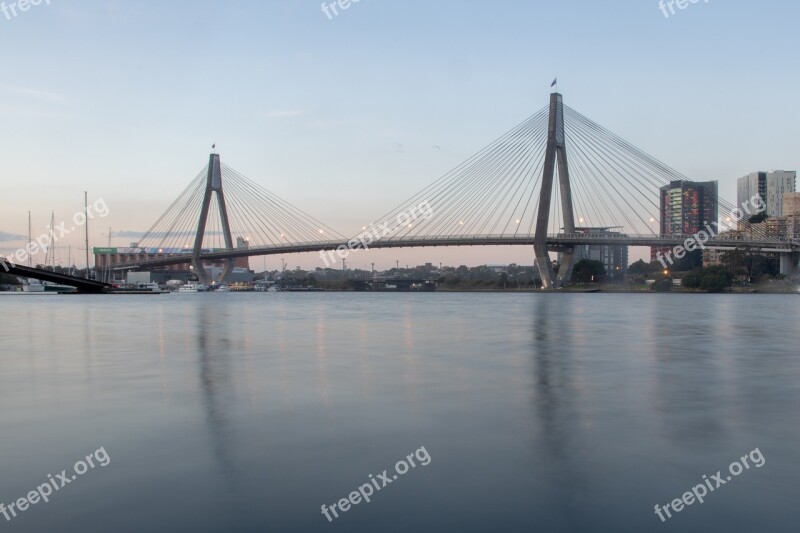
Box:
[534,92,576,289]
[192,153,235,285]
[779,252,799,278]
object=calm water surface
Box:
[0,293,798,532]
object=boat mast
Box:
[27,211,32,268]
[84,191,90,279]
[45,211,55,270]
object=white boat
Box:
[178,283,208,293]
[22,280,45,292]
[135,282,163,293]
[255,280,274,292]
[216,284,230,292]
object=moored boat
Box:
[43,282,76,293]
[22,280,45,293]
[178,283,208,293]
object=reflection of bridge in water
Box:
[101,92,799,288]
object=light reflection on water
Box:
[0,293,798,532]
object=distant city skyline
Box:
[1,0,798,269]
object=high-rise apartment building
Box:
[659,180,719,235]
[651,180,718,262]
[737,171,796,217]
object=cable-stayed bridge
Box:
[109,93,800,288]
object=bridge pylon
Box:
[534,92,576,289]
[191,153,235,284]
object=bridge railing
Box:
[549,232,795,244]
[373,233,797,245]
[110,233,799,271]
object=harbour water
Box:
[1,293,798,532]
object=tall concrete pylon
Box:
[534,92,576,289]
[191,153,235,284]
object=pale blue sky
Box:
[1,0,798,269]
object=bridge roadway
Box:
[112,233,800,271]
[2,263,113,293]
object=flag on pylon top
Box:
[551,78,557,87]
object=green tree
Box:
[650,278,673,292]
[496,272,508,288]
[682,269,703,289]
[682,266,733,292]
[0,273,20,286]
[720,249,778,283]
[627,259,651,276]
[571,259,605,284]
[699,266,733,292]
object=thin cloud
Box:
[0,231,26,242]
[264,110,306,118]
[0,84,66,103]
[111,230,146,238]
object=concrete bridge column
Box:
[534,92,575,289]
[192,153,235,285]
[779,252,799,278]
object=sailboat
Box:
[41,212,74,292]
[22,211,45,293]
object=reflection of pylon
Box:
[192,153,234,284]
[534,93,576,289]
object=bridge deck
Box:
[110,234,800,271]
